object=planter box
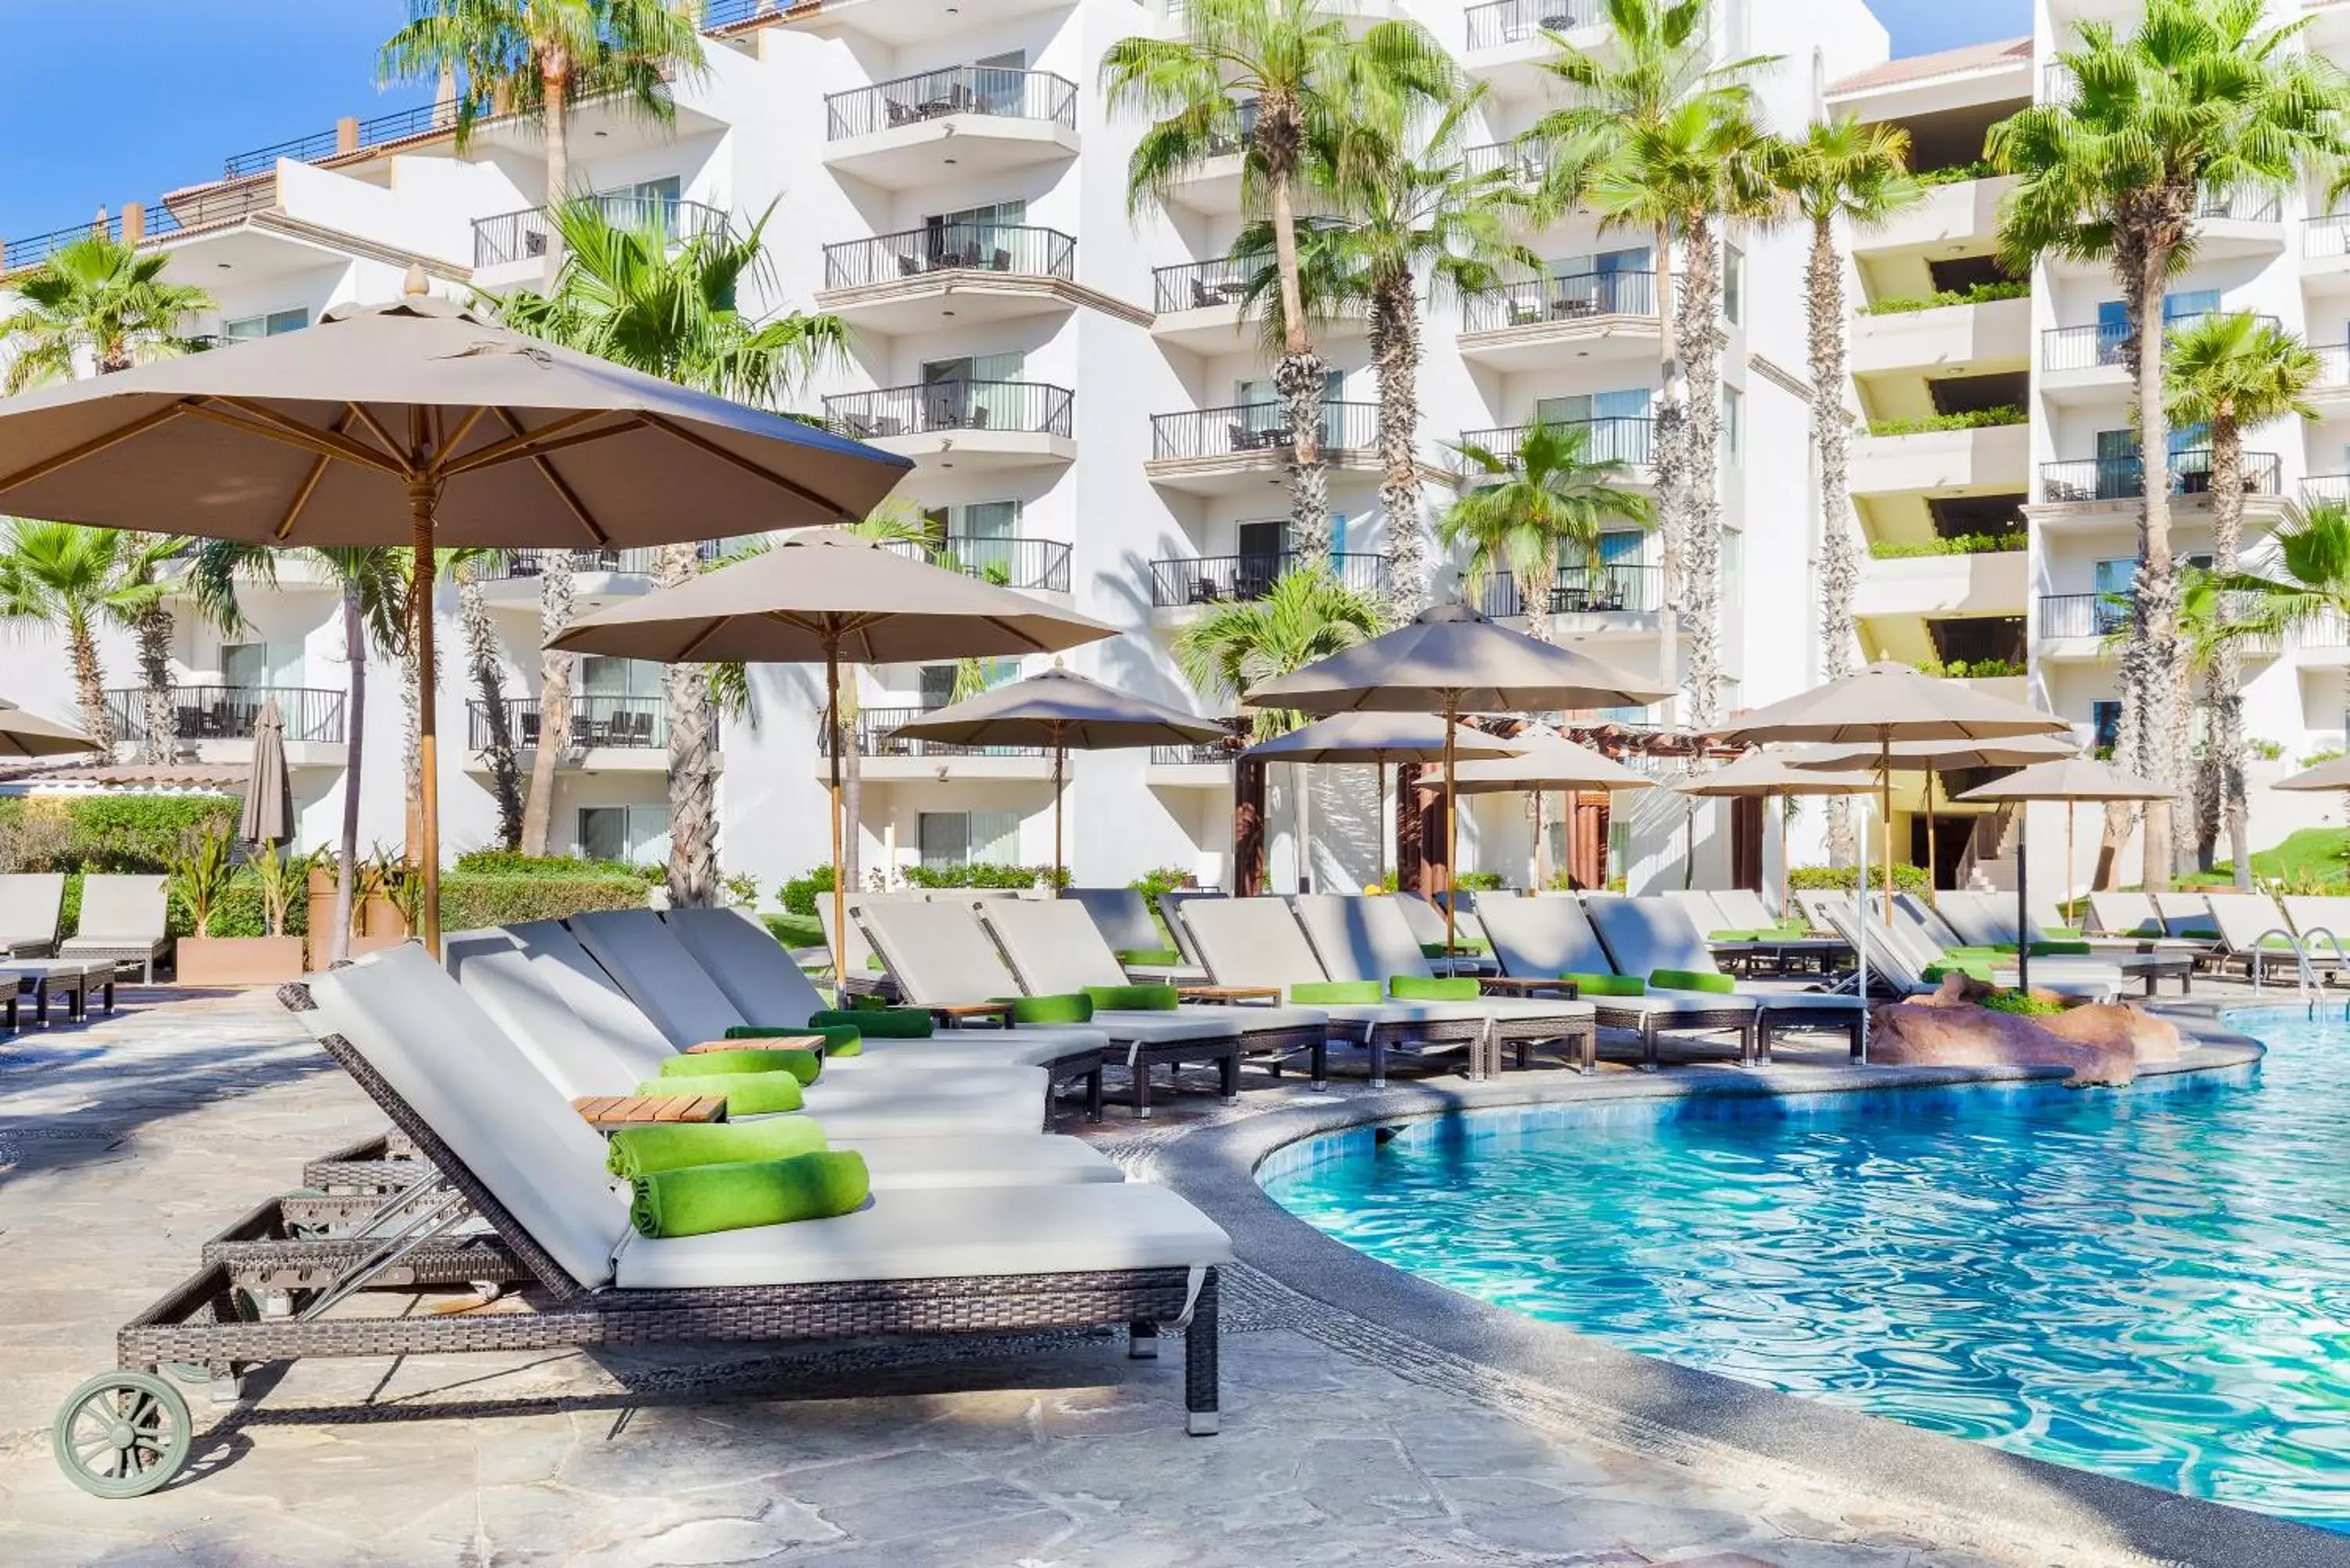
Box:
[176,935,308,987]
[306,868,409,948]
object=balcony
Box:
[467,695,714,771]
[2307,474,2350,508]
[1473,563,1661,630]
[2037,591,2276,660]
[2307,215,2350,291]
[2314,345,2350,402]
[816,703,1054,782]
[1462,0,1601,99]
[1851,421,2029,497]
[822,381,1076,471]
[1144,738,1241,789]
[1148,551,1392,611]
[1852,174,2018,257]
[472,196,727,272]
[1456,416,1654,476]
[104,685,346,764]
[1458,270,1658,367]
[1849,292,2029,378]
[2041,312,2280,402]
[815,224,1108,332]
[2037,451,2282,504]
[750,0,1077,45]
[1855,550,2027,621]
[821,66,1079,188]
[884,536,1071,594]
[468,541,725,607]
[1145,400,1381,495]
[1461,139,1550,189]
[5,182,280,275]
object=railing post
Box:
[336,117,360,156]
[119,203,143,246]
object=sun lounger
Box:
[2280,896,2350,966]
[977,897,1329,1087]
[57,873,171,981]
[1940,889,2200,973]
[1154,891,1224,970]
[2200,893,2342,985]
[859,900,1244,1118]
[2151,891,2223,941]
[1582,895,1864,1061]
[49,945,1229,1498]
[1472,895,1764,1068]
[1,957,112,1026]
[1390,892,1493,972]
[1666,889,1728,934]
[1708,887,1779,933]
[0,872,64,957]
[1811,895,2128,1003]
[1066,887,1207,982]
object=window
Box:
[223,308,306,341]
[918,810,1018,869]
[221,643,266,688]
[1721,385,1744,466]
[1723,242,1744,326]
[580,656,663,698]
[576,805,667,864]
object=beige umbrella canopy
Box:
[2276,755,2350,792]
[0,699,103,759]
[551,530,1117,979]
[1675,750,1875,918]
[0,284,912,952]
[1249,604,1672,949]
[237,695,293,846]
[887,669,1230,891]
[1420,729,1653,793]
[1789,732,2081,906]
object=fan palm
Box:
[2166,312,2321,885]
[0,522,179,753]
[1989,0,2350,887]
[1103,0,1453,565]
[2207,504,2350,853]
[1772,114,1922,865]
[1440,421,1655,646]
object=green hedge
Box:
[901,862,1069,891]
[438,873,653,930]
[1868,532,2026,559]
[0,795,240,874]
[780,863,837,916]
[1867,406,2026,438]
[453,848,661,881]
[1860,280,2029,316]
[1789,862,1932,894]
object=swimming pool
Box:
[1262,1013,2350,1531]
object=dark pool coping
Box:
[1157,1024,2350,1568]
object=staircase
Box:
[1954,806,2019,891]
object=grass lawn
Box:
[2176,826,2350,890]
[762,912,825,948]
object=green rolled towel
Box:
[1710,926,1808,943]
[1115,947,1185,967]
[2040,926,2087,941]
[1650,967,1734,995]
[1419,940,1489,958]
[1560,970,1645,997]
[628,1151,871,1238]
[1084,983,1180,1012]
[660,1049,820,1084]
[1388,974,1482,1002]
[606,1117,827,1179]
[808,1007,931,1042]
[2028,940,2092,956]
[634,1071,804,1116]
[1289,979,1383,1006]
[994,992,1094,1026]
[727,1022,865,1057]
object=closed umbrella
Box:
[1242,712,1522,890]
[1246,604,1671,954]
[0,279,910,952]
[237,695,293,846]
[1956,757,2171,993]
[551,530,1115,981]
[0,699,102,758]
[1673,750,1875,919]
[887,667,1231,891]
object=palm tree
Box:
[1440,422,1655,645]
[1772,114,1922,866]
[451,550,524,848]
[0,521,177,753]
[2207,504,2350,846]
[184,544,407,960]
[379,0,706,282]
[494,197,848,905]
[1990,0,2350,888]
[1103,0,1453,566]
[2165,312,2320,887]
[1530,0,1778,727]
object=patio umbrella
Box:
[237,695,293,846]
[0,280,910,953]
[1421,729,1654,893]
[2276,755,2350,793]
[1241,712,1522,889]
[0,699,102,758]
[885,667,1231,891]
[1246,603,1671,954]
[551,529,1115,981]
[1673,750,1875,919]
[1956,756,2170,993]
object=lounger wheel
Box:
[53,1371,192,1499]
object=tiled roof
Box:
[0,763,244,789]
[1827,37,2033,97]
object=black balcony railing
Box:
[2043,312,2280,372]
[1466,0,1600,49]
[1151,400,1378,461]
[1462,269,1657,331]
[473,196,728,269]
[823,381,1074,441]
[822,223,1074,289]
[222,100,462,179]
[2039,450,2282,503]
[820,706,1048,758]
[885,537,1072,592]
[1457,416,1654,468]
[468,541,724,582]
[2310,214,2350,260]
[104,685,346,745]
[470,695,709,752]
[1149,551,1392,607]
[1154,256,1263,313]
[1475,563,1660,619]
[825,65,1077,139]
[1150,741,1240,765]
[2040,593,2131,640]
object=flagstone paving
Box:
[0,986,2218,1566]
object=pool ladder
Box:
[2250,923,2350,1018]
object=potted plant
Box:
[376,847,424,942]
[172,828,307,986]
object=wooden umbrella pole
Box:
[1378,761,1387,890]
[1924,767,1940,909]
[825,648,846,988]
[407,475,443,956]
[1444,703,1460,957]
[1052,738,1065,896]
[1777,793,1788,920]
[1880,735,1895,923]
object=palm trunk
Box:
[460,575,522,848]
[133,603,173,766]
[401,631,424,861]
[1261,115,1329,567]
[839,689,863,891]
[1521,554,1558,645]
[519,555,573,855]
[1676,215,1727,728]
[540,54,571,286]
[2209,408,2251,889]
[1808,216,1860,868]
[656,543,716,907]
[332,581,365,963]
[2121,237,2181,890]
[1370,276,1426,617]
[69,627,111,754]
[1651,221,1683,721]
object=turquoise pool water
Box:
[1262,1013,2350,1530]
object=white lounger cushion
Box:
[663,905,830,1026]
[447,927,653,1097]
[614,1180,1231,1290]
[978,899,1329,1037]
[570,909,752,1046]
[1475,895,1614,979]
[803,1069,1050,1125]
[0,873,64,946]
[1291,894,1434,984]
[1665,889,1729,935]
[1066,887,1166,956]
[1173,896,1325,992]
[69,873,168,939]
[850,1136,1123,1188]
[1708,888,1777,932]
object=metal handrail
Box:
[1148,551,1392,607]
[822,223,1075,289]
[1476,564,1661,619]
[822,381,1075,440]
[1458,417,1654,468]
[103,685,347,745]
[824,65,1078,138]
[1153,255,1264,313]
[1462,269,1657,331]
[1465,0,1600,49]
[2042,313,2280,372]
[2310,214,2350,260]
[469,695,710,751]
[468,541,722,581]
[1150,400,1378,460]
[2039,450,2282,503]
[884,537,1072,592]
[821,705,1049,758]
[2291,923,2350,1019]
[473,196,728,269]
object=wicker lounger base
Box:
[1235,1024,1329,1089]
[1755,1006,1865,1062]
[201,1194,522,1295]
[58,944,164,984]
[1592,1003,1759,1070]
[1108,1035,1243,1118]
[1491,1017,1598,1076]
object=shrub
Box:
[781,862,837,916]
[1914,158,1996,186]
[1913,656,2028,679]
[1129,865,1193,900]
[438,872,652,929]
[2247,738,2284,761]
[1980,988,2066,1017]
[1789,862,1932,894]
[901,862,1068,891]
[1868,532,2026,558]
[454,847,657,880]
[2303,747,2346,770]
[0,794,239,873]
[1455,871,1506,892]
[1867,406,2026,438]
[1860,280,2029,316]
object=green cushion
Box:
[605,1118,827,1180]
[660,1049,820,1085]
[1650,967,1734,995]
[1561,970,1645,997]
[2028,940,2092,956]
[1387,974,1482,1002]
[807,1007,931,1041]
[728,1022,863,1057]
[1083,983,1180,1012]
[634,1071,804,1117]
[1289,980,1384,1006]
[995,992,1094,1026]
[628,1151,870,1238]
[1420,940,1489,958]
[1710,925,1806,943]
[2040,926,2086,941]
[1115,947,1185,967]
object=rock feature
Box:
[1866,974,2176,1086]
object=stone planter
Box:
[306,868,409,950]
[175,935,309,988]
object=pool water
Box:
[1263,1011,2350,1531]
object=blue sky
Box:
[0,0,2037,243]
